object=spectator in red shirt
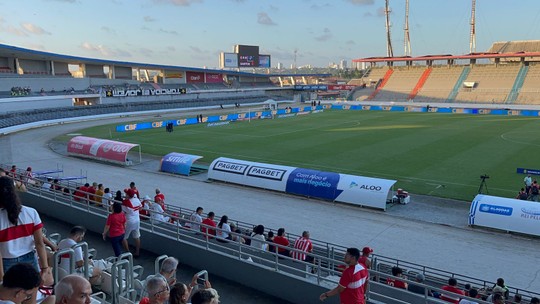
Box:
[87,182,97,203]
[102,202,126,257]
[359,247,373,269]
[272,228,290,256]
[129,181,140,199]
[319,247,369,304]
[201,212,216,239]
[440,278,465,304]
[387,266,408,289]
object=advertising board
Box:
[259,55,271,68]
[221,53,238,68]
[160,152,203,176]
[236,45,259,67]
[469,194,540,237]
[67,136,139,164]
[186,71,205,83]
[205,73,223,83]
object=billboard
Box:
[186,71,204,83]
[67,136,139,164]
[469,194,540,237]
[205,73,223,83]
[259,54,271,68]
[235,45,259,67]
[160,152,203,176]
[220,53,238,68]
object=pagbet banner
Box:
[469,194,540,237]
[67,136,139,164]
[209,157,395,210]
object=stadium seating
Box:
[516,63,540,104]
[454,64,520,103]
[415,66,465,102]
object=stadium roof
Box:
[0,43,275,78]
[488,40,540,53]
[353,51,540,63]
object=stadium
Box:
[1,1,540,304]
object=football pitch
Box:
[72,109,540,202]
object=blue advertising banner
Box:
[160,152,203,176]
[285,168,343,200]
[516,168,540,175]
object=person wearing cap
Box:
[122,188,142,257]
[359,247,372,269]
[144,195,170,225]
[319,248,368,304]
[154,189,166,211]
[408,273,433,297]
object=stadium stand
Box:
[454,64,520,103]
[372,66,425,101]
[415,66,465,102]
[515,63,540,104]
[3,167,538,304]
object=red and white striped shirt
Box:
[291,237,313,261]
[0,206,43,258]
[122,197,142,223]
[339,263,369,304]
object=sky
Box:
[1,0,540,69]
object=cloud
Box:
[2,25,28,37]
[80,42,132,58]
[144,16,156,22]
[159,28,179,35]
[138,48,154,57]
[315,28,333,42]
[311,3,331,10]
[346,40,356,45]
[153,0,202,6]
[21,23,51,35]
[347,0,374,5]
[189,46,207,53]
[257,12,277,26]
[101,26,117,35]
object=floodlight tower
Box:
[404,0,411,56]
[385,0,394,57]
[293,48,298,71]
[469,0,476,53]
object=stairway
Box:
[367,69,394,100]
[446,66,470,102]
[408,67,432,100]
[506,65,529,104]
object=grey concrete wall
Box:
[0,96,73,113]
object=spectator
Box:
[102,187,113,207]
[459,288,479,304]
[58,226,103,285]
[487,286,506,303]
[273,228,290,256]
[87,182,97,203]
[94,183,104,206]
[102,202,126,257]
[229,222,245,243]
[169,272,211,304]
[319,247,368,304]
[0,263,42,304]
[494,278,509,299]
[185,207,203,231]
[529,180,540,201]
[157,257,179,286]
[408,273,433,296]
[23,167,33,186]
[216,215,232,242]
[524,174,532,194]
[191,288,220,304]
[0,168,5,177]
[516,188,528,200]
[201,212,216,238]
[145,196,170,225]
[513,294,522,304]
[9,165,17,179]
[250,225,266,251]
[0,176,50,281]
[114,190,123,203]
[51,179,63,192]
[531,298,540,304]
[78,183,90,204]
[140,276,170,304]
[122,188,142,257]
[129,181,140,199]
[492,293,505,304]
[140,195,151,220]
[359,247,373,269]
[387,266,408,289]
[154,188,166,210]
[54,275,92,304]
[440,278,465,304]
[291,231,313,263]
[266,231,275,252]
[41,178,52,191]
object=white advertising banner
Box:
[469,194,540,237]
[209,157,396,210]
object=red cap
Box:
[362,247,373,254]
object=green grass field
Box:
[69,110,540,201]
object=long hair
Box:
[0,176,22,226]
[218,215,228,229]
[169,283,188,304]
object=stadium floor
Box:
[2,111,539,295]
